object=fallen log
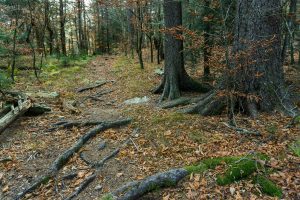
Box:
[0,99,31,134]
[15,118,132,200]
[76,80,114,93]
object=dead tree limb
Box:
[15,118,132,200]
[76,80,114,93]
[0,99,31,134]
[48,120,113,131]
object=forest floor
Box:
[0,54,299,200]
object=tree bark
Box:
[184,0,298,117]
[59,0,66,56]
[155,0,210,101]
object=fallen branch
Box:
[0,98,31,134]
[76,80,114,93]
[15,118,132,200]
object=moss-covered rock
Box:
[290,139,300,157]
[255,175,283,198]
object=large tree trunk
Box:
[183,0,298,117]
[231,0,296,116]
[155,0,210,101]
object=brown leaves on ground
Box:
[0,54,299,199]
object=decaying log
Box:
[104,169,189,200]
[0,99,31,134]
[76,80,114,93]
[15,118,132,200]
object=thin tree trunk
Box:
[59,0,66,56]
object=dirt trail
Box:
[0,55,299,200]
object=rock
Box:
[124,96,150,105]
[98,141,106,150]
[95,185,102,191]
[154,68,164,76]
[26,91,60,99]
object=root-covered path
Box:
[0,55,299,200]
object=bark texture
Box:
[155,0,210,101]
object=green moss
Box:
[256,175,283,198]
[100,194,114,200]
[185,163,208,174]
[41,176,51,184]
[184,156,241,174]
[216,159,260,185]
[266,124,278,135]
[290,139,300,157]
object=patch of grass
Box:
[290,139,300,157]
[255,175,283,198]
[100,194,114,200]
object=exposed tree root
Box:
[76,80,114,93]
[64,128,139,199]
[100,154,280,200]
[64,174,96,200]
[85,89,114,102]
[178,91,226,116]
[222,122,262,136]
[15,118,132,200]
[48,120,117,131]
[105,169,189,200]
[153,75,212,101]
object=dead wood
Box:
[15,118,132,200]
[76,80,114,93]
[0,99,31,134]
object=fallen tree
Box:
[0,92,51,134]
[15,118,132,200]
